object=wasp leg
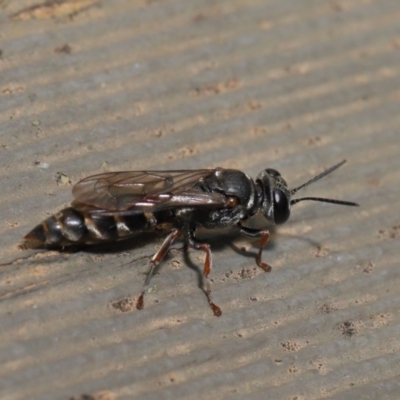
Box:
[136,228,181,311]
[238,224,271,272]
[187,226,222,317]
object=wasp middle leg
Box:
[186,225,222,317]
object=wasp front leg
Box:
[238,224,271,272]
[186,225,222,317]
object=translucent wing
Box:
[71,169,228,215]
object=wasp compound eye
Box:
[265,168,281,178]
[273,188,290,224]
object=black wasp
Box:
[24,160,358,316]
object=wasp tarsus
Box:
[23,160,359,316]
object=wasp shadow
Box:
[179,225,279,292]
[77,231,166,254]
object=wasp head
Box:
[257,160,359,225]
[256,168,291,224]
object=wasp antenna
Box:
[291,196,359,207]
[290,160,347,196]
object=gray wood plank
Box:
[1,1,399,399]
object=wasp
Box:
[23,160,358,316]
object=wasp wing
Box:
[71,169,228,215]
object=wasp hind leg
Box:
[238,224,272,272]
[187,225,222,317]
[136,228,181,311]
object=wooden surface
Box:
[1,1,400,399]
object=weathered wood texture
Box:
[1,1,399,399]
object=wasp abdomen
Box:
[23,207,173,248]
